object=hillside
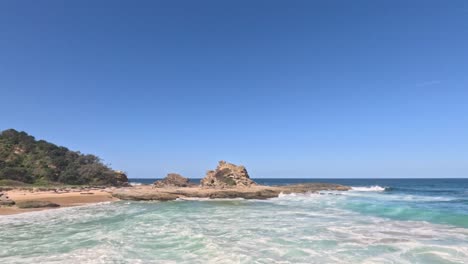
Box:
[0,129,128,186]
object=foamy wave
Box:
[176,197,245,201]
[2,193,468,263]
[351,185,386,192]
[129,182,142,186]
[278,192,296,198]
[278,192,317,198]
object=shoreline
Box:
[0,182,350,215]
[0,188,119,215]
[113,183,351,201]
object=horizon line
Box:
[128,177,468,179]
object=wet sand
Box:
[0,189,118,215]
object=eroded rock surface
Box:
[15,200,60,208]
[154,173,192,188]
[0,192,15,206]
[200,161,256,188]
[111,183,351,201]
[112,161,351,201]
[113,171,131,187]
[113,191,179,201]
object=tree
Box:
[0,129,128,186]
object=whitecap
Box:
[175,197,245,201]
[351,185,386,192]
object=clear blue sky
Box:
[1,1,467,178]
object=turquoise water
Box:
[1,179,468,263]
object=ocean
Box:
[1,178,467,263]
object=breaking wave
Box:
[351,185,387,192]
[2,179,468,263]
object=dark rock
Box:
[16,200,60,208]
[200,161,256,188]
[154,173,192,188]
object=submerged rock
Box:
[200,161,256,188]
[154,173,192,188]
[0,192,15,206]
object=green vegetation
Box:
[0,129,128,186]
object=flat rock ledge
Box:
[15,200,60,209]
[111,183,351,201]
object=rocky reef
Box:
[154,173,193,188]
[200,161,256,188]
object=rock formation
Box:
[111,183,351,201]
[15,200,60,208]
[200,161,256,188]
[111,160,352,201]
[113,171,130,187]
[154,173,192,188]
[0,192,15,206]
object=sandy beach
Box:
[0,189,118,215]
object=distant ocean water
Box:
[1,178,468,263]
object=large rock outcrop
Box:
[154,173,192,188]
[200,161,256,188]
[113,171,130,187]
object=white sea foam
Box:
[351,185,386,192]
[1,192,467,263]
[175,197,244,201]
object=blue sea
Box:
[1,178,467,263]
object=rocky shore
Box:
[113,161,350,201]
[0,161,351,215]
[0,188,117,215]
[112,183,350,201]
